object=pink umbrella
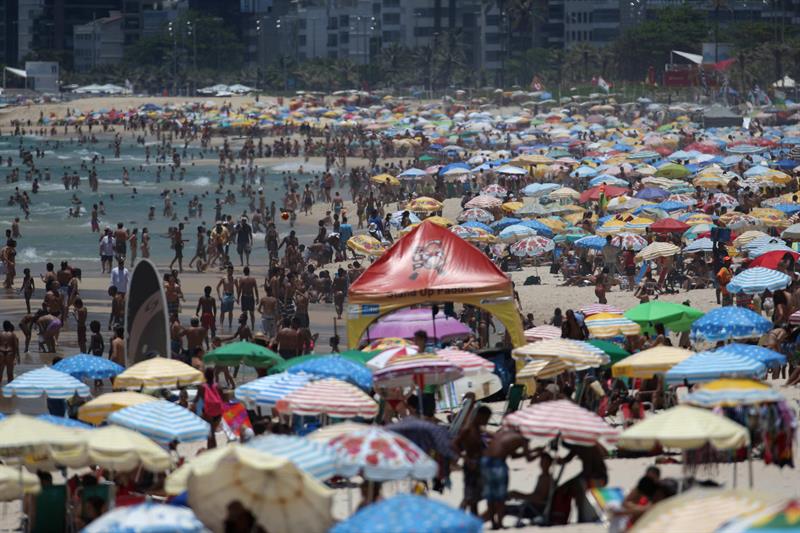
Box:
[503,399,619,446]
[611,232,648,251]
[373,354,463,389]
[276,378,378,419]
[510,236,555,257]
[364,308,471,342]
[710,192,739,208]
[579,304,624,316]
[524,325,562,341]
[435,347,495,375]
[465,194,502,209]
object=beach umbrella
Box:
[235,372,312,406]
[327,427,438,481]
[585,313,641,338]
[203,341,283,369]
[726,267,791,294]
[306,422,372,443]
[630,489,786,533]
[612,346,694,378]
[370,173,400,186]
[714,343,786,369]
[457,207,494,223]
[0,465,40,501]
[734,230,770,248]
[718,499,800,533]
[365,308,471,342]
[683,237,714,253]
[0,414,86,466]
[509,235,555,257]
[398,168,426,178]
[682,213,714,226]
[73,425,172,472]
[107,400,210,444]
[523,325,562,341]
[503,399,619,446]
[618,405,749,451]
[649,218,689,234]
[386,417,456,460]
[625,301,704,333]
[482,183,508,197]
[709,192,739,208]
[595,218,627,236]
[365,345,420,371]
[276,378,378,418]
[635,241,680,262]
[521,183,559,197]
[579,185,628,203]
[286,355,373,391]
[513,338,609,369]
[406,197,443,213]
[113,357,204,390]
[362,338,413,351]
[684,378,784,408]
[725,214,764,231]
[574,235,606,250]
[498,224,539,242]
[37,414,93,430]
[654,162,690,178]
[330,494,481,533]
[580,303,624,316]
[749,249,800,270]
[612,232,648,250]
[246,434,352,480]
[83,502,205,533]
[490,216,522,231]
[586,339,630,363]
[550,186,581,200]
[373,354,464,388]
[424,215,454,227]
[2,366,90,399]
[465,194,502,209]
[690,307,772,343]
[347,235,386,257]
[518,219,556,237]
[635,187,669,200]
[166,445,333,533]
[461,220,493,233]
[78,391,158,425]
[435,347,494,375]
[781,223,800,239]
[52,354,124,380]
[665,351,766,384]
[495,164,527,176]
[516,358,575,382]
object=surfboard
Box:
[125,259,170,366]
[437,371,503,411]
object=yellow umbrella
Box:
[596,218,627,236]
[113,357,204,390]
[346,235,385,257]
[585,313,641,338]
[0,465,40,501]
[166,445,333,533]
[511,154,554,166]
[636,241,680,262]
[612,346,694,378]
[535,217,566,233]
[550,187,580,200]
[370,173,400,186]
[62,426,172,472]
[618,405,749,451]
[630,489,785,533]
[406,196,443,213]
[362,338,412,351]
[684,213,714,226]
[512,339,609,369]
[734,230,770,248]
[516,358,573,383]
[501,201,524,213]
[78,391,158,425]
[0,414,86,462]
[758,169,792,185]
[564,211,596,225]
[423,215,453,227]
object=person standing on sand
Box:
[196,286,217,349]
[257,287,278,339]
[113,222,128,262]
[217,264,237,330]
[237,267,258,330]
[74,298,88,353]
[455,404,492,515]
[110,325,125,367]
[0,321,19,386]
[19,268,34,314]
[170,222,187,273]
[183,318,207,363]
[235,216,253,267]
[128,228,138,266]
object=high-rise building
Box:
[73,10,124,72]
[0,0,20,66]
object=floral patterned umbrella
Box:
[457,208,494,223]
[465,194,502,209]
[406,197,443,213]
[327,427,438,481]
[710,192,740,208]
[347,235,386,257]
[481,184,508,197]
[611,232,649,251]
[362,338,413,351]
[509,236,555,257]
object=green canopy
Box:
[624,301,704,334]
[203,341,284,369]
[419,154,438,162]
[654,162,690,179]
[268,350,378,375]
[586,339,630,363]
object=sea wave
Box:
[188,176,212,187]
[16,247,95,264]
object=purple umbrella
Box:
[634,186,669,200]
[364,308,472,342]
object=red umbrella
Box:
[578,185,628,203]
[650,218,690,234]
[748,250,799,270]
[503,399,619,446]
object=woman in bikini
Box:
[0,321,20,385]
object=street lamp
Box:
[167,21,177,95]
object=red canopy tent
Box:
[579,185,628,203]
[346,221,524,348]
[650,218,690,234]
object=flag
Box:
[221,401,252,439]
[597,76,610,92]
[598,183,608,213]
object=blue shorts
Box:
[221,293,235,313]
[481,456,509,502]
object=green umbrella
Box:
[586,339,630,364]
[268,350,378,375]
[624,301,704,334]
[203,341,284,369]
[419,154,438,162]
[654,162,690,179]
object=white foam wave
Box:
[16,247,95,264]
[188,177,212,187]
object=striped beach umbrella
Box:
[623,216,655,233]
[327,427,438,481]
[113,357,204,390]
[684,378,784,408]
[237,372,313,407]
[286,356,373,391]
[77,392,157,425]
[580,303,624,316]
[499,224,539,242]
[503,399,619,446]
[52,354,124,380]
[2,367,90,399]
[690,306,772,343]
[107,400,210,444]
[509,235,555,257]
[523,325,563,341]
[516,358,574,382]
[726,267,791,294]
[714,343,786,369]
[683,237,714,253]
[37,414,93,430]
[612,232,649,251]
[373,354,464,388]
[574,235,606,250]
[435,348,495,375]
[665,351,766,384]
[331,494,482,533]
[635,241,680,262]
[362,338,413,351]
[276,378,378,418]
[585,313,641,338]
[513,338,609,369]
[246,434,353,480]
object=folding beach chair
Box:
[488,383,526,426]
[31,484,67,533]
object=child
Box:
[19,268,34,314]
[108,286,124,330]
[74,298,88,353]
[88,320,104,388]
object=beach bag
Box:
[523,275,541,286]
[202,384,223,417]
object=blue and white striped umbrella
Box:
[246,434,355,480]
[287,356,373,391]
[714,343,787,369]
[742,236,785,252]
[748,243,795,258]
[683,237,714,253]
[107,400,210,444]
[690,307,772,343]
[236,372,313,407]
[726,267,791,294]
[38,414,93,430]
[574,235,606,250]
[53,354,125,380]
[2,367,90,399]
[518,219,555,237]
[83,502,205,533]
[331,494,482,533]
[665,351,766,384]
[499,224,538,242]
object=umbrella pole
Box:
[732,459,737,488]
[747,445,753,488]
[541,437,565,526]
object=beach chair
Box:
[447,394,475,436]
[31,484,68,533]
[488,383,526,426]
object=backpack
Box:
[202,383,224,418]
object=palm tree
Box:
[433,30,466,90]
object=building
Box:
[25,60,59,92]
[17,0,46,64]
[0,0,20,67]
[73,10,125,72]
